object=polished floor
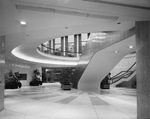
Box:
[1,83,137,119]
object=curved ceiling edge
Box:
[11,46,78,66]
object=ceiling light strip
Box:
[15,4,118,20]
[12,48,78,66]
[16,4,55,13]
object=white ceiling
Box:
[1,0,150,67]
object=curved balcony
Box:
[37,44,82,58]
[37,33,91,58]
[37,32,109,59]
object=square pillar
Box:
[74,35,77,57]
[52,39,55,54]
[136,21,150,119]
[61,37,65,56]
[65,36,68,56]
[78,34,82,55]
[41,43,44,52]
[48,40,51,54]
[0,35,5,111]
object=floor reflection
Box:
[1,83,137,119]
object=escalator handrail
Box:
[110,70,135,84]
[111,62,136,79]
[110,62,136,84]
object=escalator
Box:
[109,62,136,85]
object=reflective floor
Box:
[1,83,137,119]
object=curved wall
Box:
[78,35,135,91]
[71,28,135,89]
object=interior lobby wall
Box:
[5,61,41,86]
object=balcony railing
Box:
[37,44,83,58]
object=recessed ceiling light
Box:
[20,21,26,25]
[114,50,119,53]
[129,45,133,48]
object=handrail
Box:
[111,62,136,79]
[109,62,136,84]
[37,44,83,57]
[40,44,82,54]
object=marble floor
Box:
[0,83,137,119]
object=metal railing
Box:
[37,44,83,57]
[109,62,136,84]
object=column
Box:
[87,33,90,38]
[50,40,53,53]
[48,40,51,54]
[78,34,82,55]
[61,37,64,56]
[53,39,55,54]
[41,43,44,52]
[0,35,5,111]
[136,21,150,119]
[74,35,77,57]
[65,36,68,56]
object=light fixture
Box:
[20,21,27,25]
[114,50,119,53]
[129,45,133,48]
[65,27,68,29]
